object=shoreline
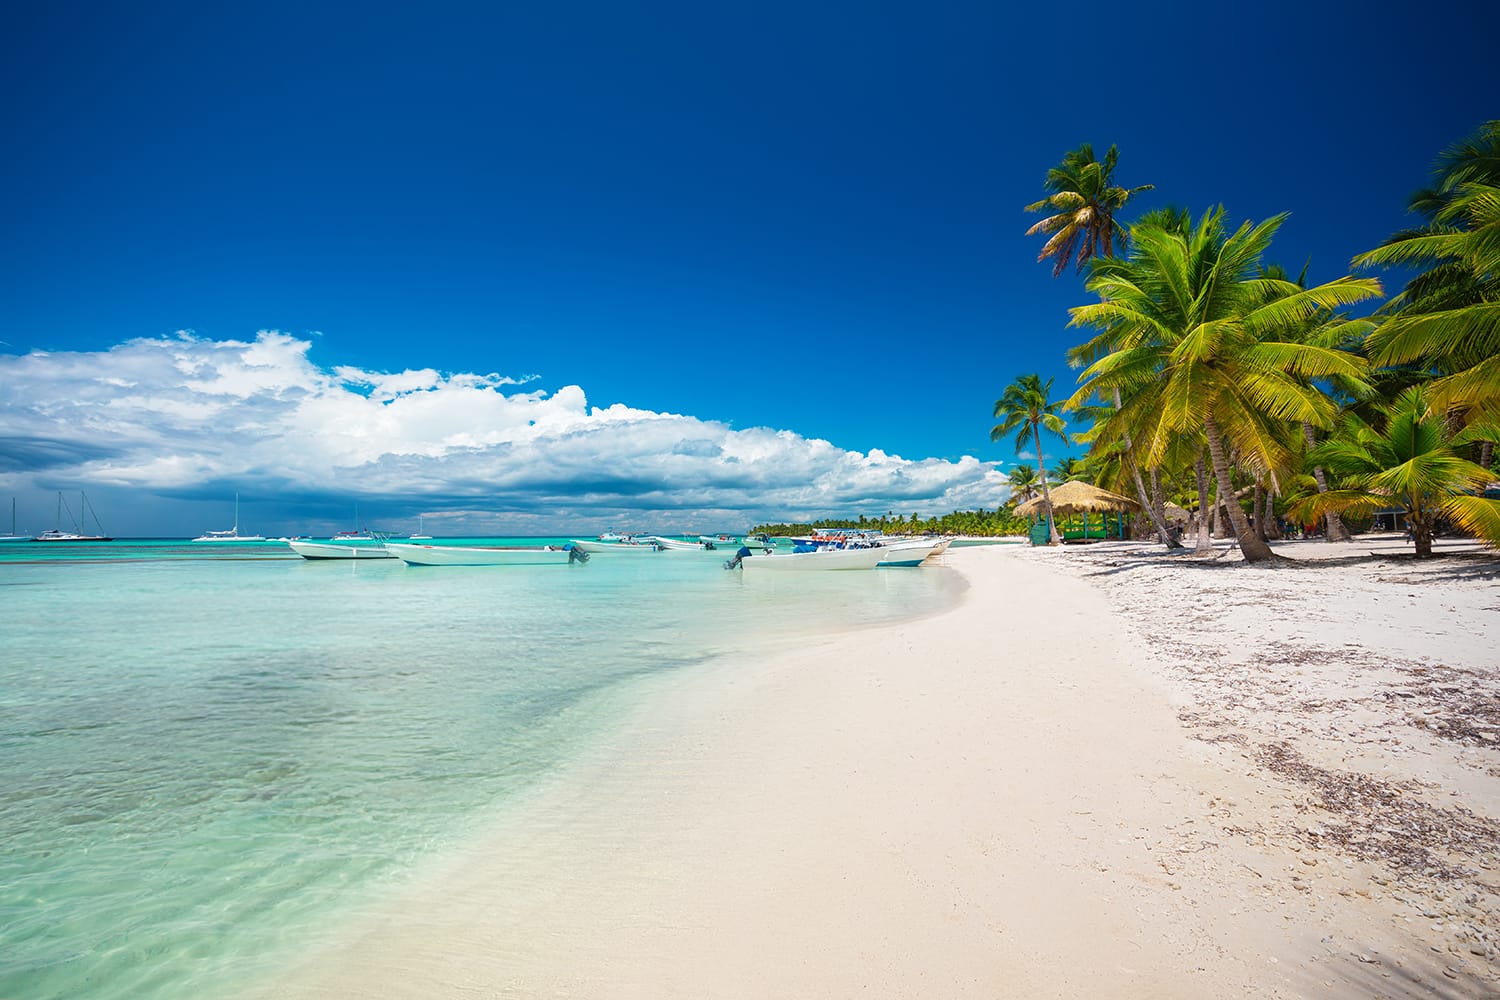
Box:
[258,541,1499,998]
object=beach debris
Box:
[1254,740,1500,888]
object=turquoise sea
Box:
[0,538,965,999]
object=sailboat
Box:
[36,492,112,542]
[408,514,432,540]
[192,494,265,542]
[0,498,33,542]
[329,502,376,541]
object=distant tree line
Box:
[753,508,1029,538]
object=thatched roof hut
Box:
[1014,480,1141,518]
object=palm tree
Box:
[1294,386,1497,557]
[1050,456,1087,483]
[1025,144,1155,277]
[1261,263,1376,543]
[1067,208,1381,562]
[992,374,1071,543]
[1356,121,1500,431]
[1007,464,1041,504]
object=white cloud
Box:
[0,331,1007,532]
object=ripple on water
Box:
[0,547,963,999]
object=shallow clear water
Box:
[0,540,962,999]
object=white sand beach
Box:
[261,540,1499,999]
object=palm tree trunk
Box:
[1302,421,1351,542]
[1032,427,1061,545]
[1205,413,1275,562]
[1482,440,1494,471]
[1112,388,1181,548]
[1253,482,1268,543]
[1194,453,1214,553]
[1266,488,1283,540]
[1413,514,1435,558]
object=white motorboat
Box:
[385,542,586,566]
[287,540,396,560]
[875,538,950,567]
[651,536,721,551]
[192,494,265,542]
[735,544,886,571]
[570,537,662,554]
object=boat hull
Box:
[570,538,661,554]
[287,541,396,560]
[740,546,886,571]
[651,537,719,551]
[384,543,579,566]
[875,539,948,567]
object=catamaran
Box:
[36,492,112,542]
[192,494,265,542]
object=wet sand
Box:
[259,539,1500,999]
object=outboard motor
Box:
[566,544,590,565]
[724,545,753,570]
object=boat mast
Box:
[81,492,105,536]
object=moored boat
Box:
[385,542,586,566]
[36,492,112,542]
[734,544,886,571]
[651,536,720,551]
[698,534,739,545]
[192,494,265,542]
[570,537,663,554]
[875,537,951,567]
[287,540,396,560]
[0,498,32,542]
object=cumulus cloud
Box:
[0,331,1007,531]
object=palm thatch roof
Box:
[1014,479,1142,517]
[1163,501,1191,523]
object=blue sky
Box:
[1,1,1495,536]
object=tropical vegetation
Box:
[753,508,1029,539]
[991,374,1070,544]
[1012,124,1500,561]
[1291,386,1496,557]
[1024,144,1154,276]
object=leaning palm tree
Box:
[1025,144,1154,277]
[1067,208,1382,562]
[992,374,1071,543]
[1294,386,1498,556]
